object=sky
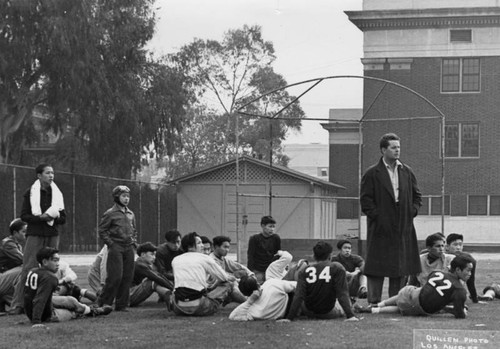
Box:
[148,0,364,144]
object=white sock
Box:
[377,302,385,307]
[83,305,91,315]
[372,307,381,314]
[81,289,88,297]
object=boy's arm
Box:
[100,247,108,286]
[466,258,478,303]
[450,288,468,319]
[98,212,114,247]
[332,265,355,319]
[247,236,256,271]
[265,251,292,280]
[286,271,307,320]
[228,289,261,321]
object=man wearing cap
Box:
[9,163,66,315]
[0,219,27,314]
[97,185,137,311]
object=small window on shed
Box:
[450,29,472,43]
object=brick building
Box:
[325,1,500,247]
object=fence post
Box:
[96,180,99,252]
[72,173,76,252]
[157,187,161,245]
[13,167,16,218]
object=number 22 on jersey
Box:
[427,272,452,296]
[25,271,39,290]
[305,266,331,283]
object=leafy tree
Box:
[0,0,189,178]
[170,25,304,176]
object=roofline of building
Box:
[346,7,500,31]
[168,155,345,191]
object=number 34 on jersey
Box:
[305,266,332,283]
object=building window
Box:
[444,122,479,158]
[468,195,487,215]
[490,196,500,216]
[450,29,472,43]
[441,58,480,93]
[420,196,450,215]
[318,167,328,177]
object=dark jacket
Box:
[0,236,23,272]
[133,258,171,288]
[98,204,137,247]
[20,187,66,237]
[360,157,422,277]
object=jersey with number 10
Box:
[24,268,58,324]
[419,270,467,318]
[289,261,353,318]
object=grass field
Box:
[2,259,500,349]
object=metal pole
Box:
[96,181,99,251]
[158,187,161,245]
[235,112,241,262]
[441,115,446,234]
[72,174,76,252]
[13,167,16,218]
[268,119,273,215]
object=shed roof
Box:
[168,155,345,191]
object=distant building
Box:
[282,143,329,179]
[326,0,500,247]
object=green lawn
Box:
[2,260,500,349]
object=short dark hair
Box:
[261,215,276,226]
[36,247,59,265]
[213,236,231,248]
[200,236,212,246]
[446,233,464,245]
[336,239,351,250]
[181,232,200,252]
[137,242,157,256]
[165,230,181,243]
[238,275,259,297]
[450,254,474,272]
[426,233,446,247]
[35,163,52,175]
[313,241,333,261]
[379,133,400,150]
[9,218,27,235]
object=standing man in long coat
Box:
[360,133,422,305]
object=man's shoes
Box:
[357,287,368,299]
[353,304,373,314]
[90,305,113,317]
[478,295,494,301]
[8,307,24,315]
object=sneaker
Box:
[353,304,373,314]
[7,307,24,315]
[90,305,113,316]
[478,295,494,301]
[357,286,368,299]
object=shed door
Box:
[225,185,266,263]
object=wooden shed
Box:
[168,155,344,262]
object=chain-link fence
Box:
[0,164,177,252]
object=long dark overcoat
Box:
[360,157,422,277]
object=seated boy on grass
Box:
[355,254,474,319]
[331,240,367,300]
